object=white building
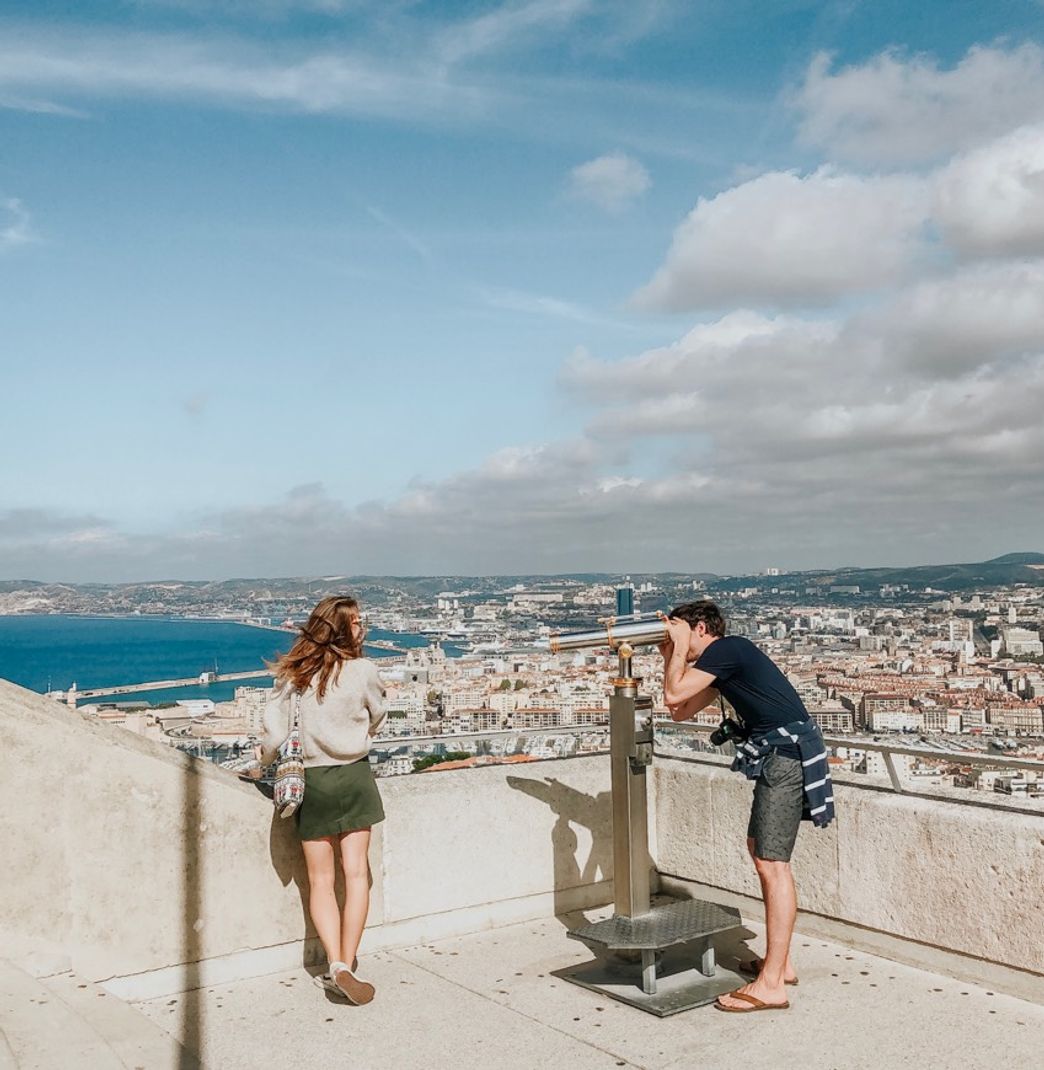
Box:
[232,687,270,733]
[869,709,924,733]
[1002,627,1044,657]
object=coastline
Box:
[0,614,436,701]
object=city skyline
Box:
[3,2,1044,581]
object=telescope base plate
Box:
[560,898,745,1015]
[567,897,740,951]
[556,947,746,1017]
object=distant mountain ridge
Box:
[709,553,1044,593]
[0,555,1041,603]
[985,552,1044,566]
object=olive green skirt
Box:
[296,760,385,841]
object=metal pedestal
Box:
[562,648,745,1014]
[563,898,745,1015]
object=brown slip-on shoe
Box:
[333,967,375,1006]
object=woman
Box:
[259,595,387,1005]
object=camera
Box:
[710,718,749,748]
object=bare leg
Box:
[301,837,340,968]
[717,843,796,1009]
[754,855,797,991]
[746,837,797,981]
[338,828,372,969]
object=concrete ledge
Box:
[659,875,1044,1005]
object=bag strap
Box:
[291,690,302,731]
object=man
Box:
[660,600,834,1014]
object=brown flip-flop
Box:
[715,989,790,1013]
[738,958,799,985]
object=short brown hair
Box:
[669,599,726,638]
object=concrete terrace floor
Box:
[137,912,1044,1070]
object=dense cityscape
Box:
[9,556,1042,805]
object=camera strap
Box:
[719,692,746,729]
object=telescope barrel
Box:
[549,614,669,654]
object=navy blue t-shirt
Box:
[696,635,810,759]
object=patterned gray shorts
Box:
[747,752,804,862]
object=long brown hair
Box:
[270,595,365,700]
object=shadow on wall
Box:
[506,775,613,924]
[252,781,326,971]
[179,757,204,1070]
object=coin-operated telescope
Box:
[548,611,670,655]
[546,612,742,1014]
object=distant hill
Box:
[985,552,1044,566]
[1,558,1040,605]
[710,553,1044,593]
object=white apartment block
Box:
[811,708,855,733]
[988,705,1044,735]
[457,708,504,732]
[445,688,488,711]
[1002,627,1044,657]
[513,708,562,729]
[488,691,519,714]
[922,707,963,733]
[569,707,610,726]
[859,752,914,778]
[960,707,987,731]
[869,709,924,733]
[232,687,269,734]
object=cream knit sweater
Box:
[260,658,388,769]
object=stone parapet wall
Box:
[651,756,1044,975]
[4,677,1040,993]
[0,680,613,991]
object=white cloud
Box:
[0,26,493,122]
[792,44,1044,165]
[862,261,1044,376]
[632,168,930,311]
[0,197,34,248]
[476,285,612,325]
[6,32,1044,580]
[437,0,594,65]
[0,94,88,117]
[562,311,828,400]
[0,508,111,540]
[567,152,651,212]
[0,12,737,146]
[935,125,1044,258]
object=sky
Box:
[2,0,1044,582]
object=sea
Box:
[0,615,445,706]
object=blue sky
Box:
[2,1,1044,580]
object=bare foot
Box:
[742,956,798,985]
